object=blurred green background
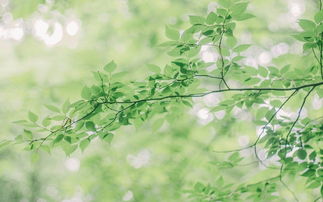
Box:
[0,0,321,201]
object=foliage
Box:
[2,0,323,201]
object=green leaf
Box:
[309,151,317,160]
[79,138,90,152]
[81,86,91,99]
[152,118,164,131]
[62,100,71,113]
[28,111,38,122]
[194,182,204,192]
[101,133,114,144]
[42,117,51,127]
[23,129,33,139]
[270,100,282,107]
[53,134,64,144]
[258,66,268,77]
[228,152,242,162]
[317,24,323,33]
[64,136,72,144]
[104,60,117,73]
[182,100,192,107]
[231,2,248,16]
[232,56,245,62]
[226,37,237,48]
[45,105,60,113]
[234,13,254,21]
[301,169,315,177]
[265,108,275,121]
[256,107,269,120]
[85,121,96,131]
[189,16,205,25]
[218,0,231,7]
[303,43,316,51]
[158,41,178,47]
[234,44,251,52]
[217,8,228,17]
[51,115,65,121]
[307,181,321,189]
[165,26,179,40]
[206,12,217,24]
[315,10,323,23]
[244,77,260,85]
[298,19,316,31]
[61,143,77,156]
[147,64,161,74]
[296,149,307,160]
[316,88,323,98]
[280,65,290,74]
[211,161,234,168]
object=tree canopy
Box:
[0,0,322,201]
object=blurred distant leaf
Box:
[61,143,77,156]
[314,11,323,23]
[45,105,60,113]
[231,2,248,16]
[28,111,38,122]
[152,118,164,131]
[234,44,251,52]
[234,13,255,21]
[11,0,41,18]
[81,86,91,99]
[218,0,231,7]
[165,26,180,40]
[147,64,161,73]
[80,138,90,152]
[104,60,117,73]
[189,16,205,24]
[0,140,12,149]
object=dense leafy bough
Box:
[5,0,323,201]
